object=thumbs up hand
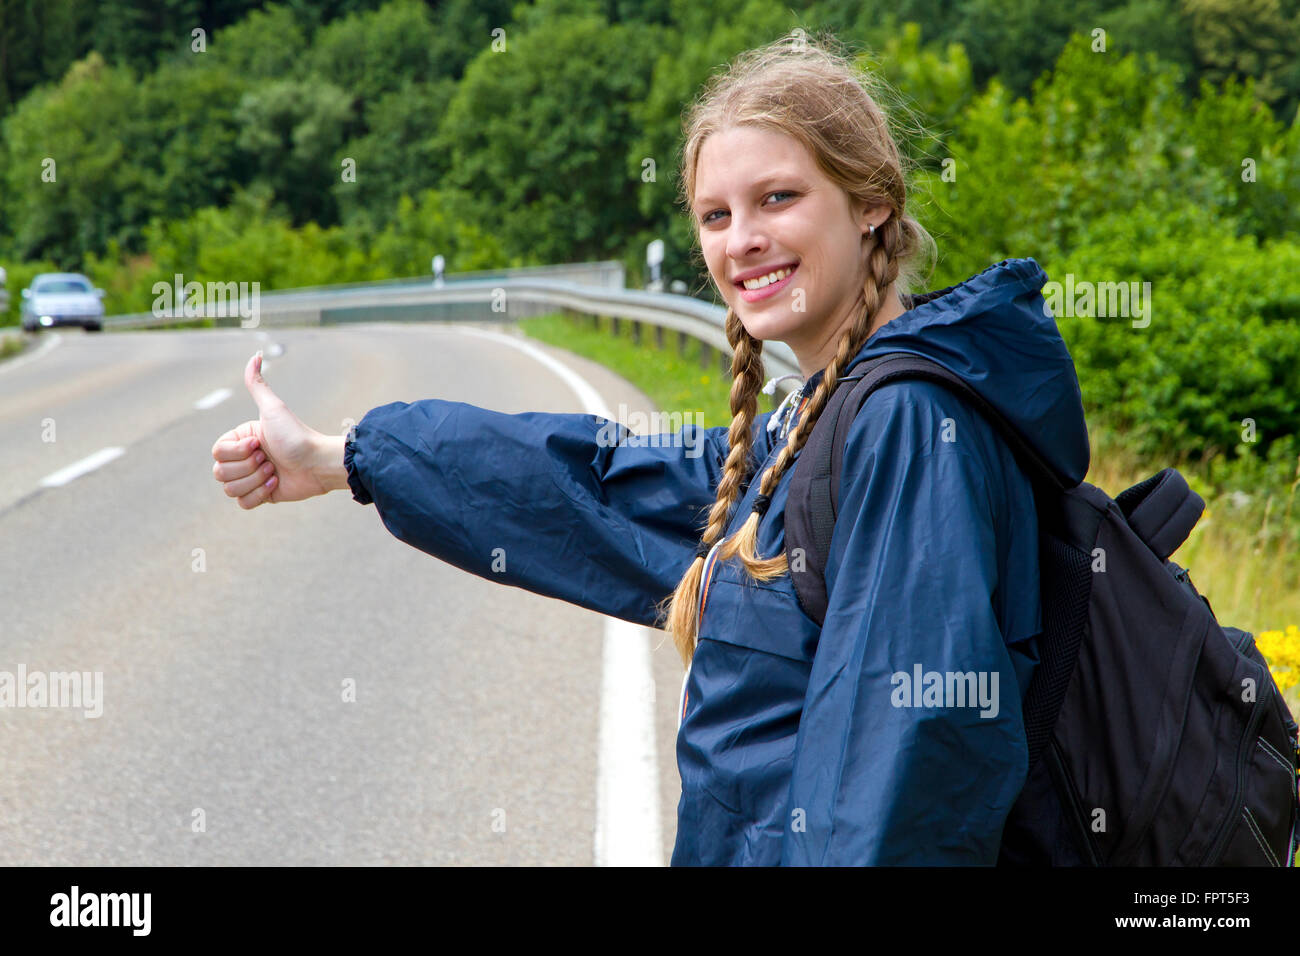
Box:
[210,351,332,508]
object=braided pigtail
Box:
[654,307,768,666]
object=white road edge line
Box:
[194,387,233,410]
[452,325,665,868]
[39,447,126,488]
[596,618,665,867]
[0,332,63,375]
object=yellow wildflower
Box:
[1256,625,1300,692]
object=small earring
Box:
[865,223,876,239]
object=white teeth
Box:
[742,265,794,290]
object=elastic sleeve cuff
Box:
[343,430,373,505]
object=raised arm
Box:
[213,351,780,627]
[341,397,738,627]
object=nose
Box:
[724,208,770,264]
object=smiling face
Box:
[692,125,893,378]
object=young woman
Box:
[211,35,1090,865]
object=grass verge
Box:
[0,330,28,361]
[517,310,779,428]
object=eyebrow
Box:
[692,173,805,213]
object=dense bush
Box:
[903,34,1300,488]
[79,187,510,316]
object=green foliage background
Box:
[2,0,1299,496]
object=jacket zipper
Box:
[768,380,805,442]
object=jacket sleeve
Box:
[343,398,750,628]
[780,382,1030,865]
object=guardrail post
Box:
[677,330,687,357]
[699,343,712,369]
[611,315,620,336]
[632,321,642,346]
[719,350,730,376]
[654,325,664,350]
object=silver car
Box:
[21,272,105,332]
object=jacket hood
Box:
[802,257,1090,486]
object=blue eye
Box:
[699,191,795,225]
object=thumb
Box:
[244,350,281,412]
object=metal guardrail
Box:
[102,265,803,388]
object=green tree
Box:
[82,185,511,315]
[308,0,440,109]
[0,53,140,265]
[424,0,519,81]
[366,188,511,276]
[125,60,251,248]
[433,11,665,264]
[799,0,1282,120]
[910,33,1300,471]
[332,79,456,231]
[235,78,357,227]
[916,34,1299,285]
[1184,0,1300,123]
[0,0,97,114]
[197,3,312,83]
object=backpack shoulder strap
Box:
[1114,468,1205,562]
[787,352,1071,626]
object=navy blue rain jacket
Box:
[343,257,1091,865]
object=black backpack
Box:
[785,352,1300,866]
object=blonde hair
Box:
[654,31,935,667]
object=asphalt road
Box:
[0,321,686,865]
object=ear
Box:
[853,199,890,236]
